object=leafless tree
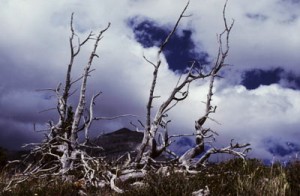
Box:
[4,0,251,194]
[134,0,250,171]
[4,13,112,191]
[178,1,251,170]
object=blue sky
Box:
[0,0,299,161]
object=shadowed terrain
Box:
[92,128,143,159]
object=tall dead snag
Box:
[179,0,250,169]
[135,1,212,165]
[135,1,193,164]
[135,0,250,169]
[4,14,111,191]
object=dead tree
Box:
[135,0,250,170]
[135,1,198,165]
[178,1,250,170]
[4,14,112,191]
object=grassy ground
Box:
[1,159,299,196]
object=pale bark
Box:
[136,1,202,163]
[179,0,250,169]
[4,14,111,192]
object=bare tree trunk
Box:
[4,14,111,192]
[135,1,192,163]
[179,0,250,169]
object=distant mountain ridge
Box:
[2,128,194,162]
[92,128,143,159]
[92,128,195,159]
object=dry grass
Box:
[1,159,300,196]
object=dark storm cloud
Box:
[241,68,300,90]
[264,138,300,157]
[128,18,168,47]
[129,17,209,71]
[241,68,283,90]
[281,73,300,89]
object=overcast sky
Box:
[0,0,299,161]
